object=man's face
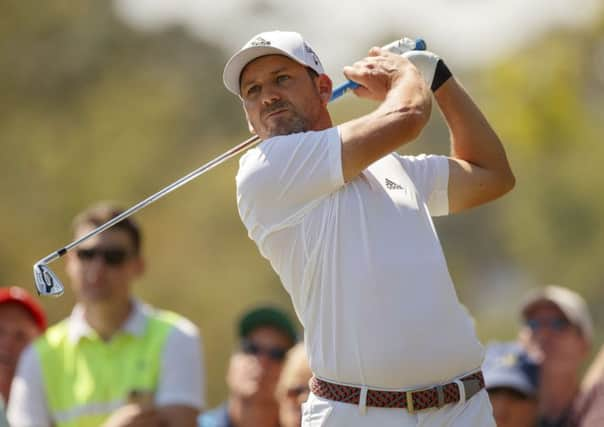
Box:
[519,301,589,370]
[0,303,40,399]
[226,326,292,402]
[489,388,538,427]
[239,55,329,139]
[66,226,143,305]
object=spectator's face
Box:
[66,226,143,305]
[240,55,329,139]
[278,360,312,427]
[0,303,40,399]
[488,388,538,427]
[227,326,292,402]
[520,301,589,369]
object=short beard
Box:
[266,115,308,138]
[262,100,310,138]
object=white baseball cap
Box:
[521,285,594,341]
[223,31,325,96]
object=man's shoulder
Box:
[142,304,200,340]
[237,128,340,188]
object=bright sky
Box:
[114,0,601,79]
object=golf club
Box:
[33,36,426,297]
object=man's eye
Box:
[245,85,260,96]
[276,75,290,84]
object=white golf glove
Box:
[402,50,452,92]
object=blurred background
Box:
[2,0,603,407]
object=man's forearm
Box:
[434,77,515,212]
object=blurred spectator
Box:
[275,342,311,427]
[582,344,604,392]
[574,382,604,427]
[199,306,297,427]
[518,285,593,427]
[483,341,539,427]
[0,287,46,401]
[572,344,604,426]
[0,286,46,427]
[8,203,205,427]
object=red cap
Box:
[0,286,47,331]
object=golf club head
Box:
[33,262,64,297]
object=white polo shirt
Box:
[7,300,205,427]
[236,127,484,389]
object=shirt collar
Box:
[67,299,150,342]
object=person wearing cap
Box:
[198,306,297,427]
[8,203,205,427]
[224,30,514,426]
[0,286,47,427]
[519,285,593,427]
[482,342,539,427]
[0,286,46,403]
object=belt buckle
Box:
[405,385,431,414]
[405,390,415,414]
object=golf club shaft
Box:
[37,134,261,266]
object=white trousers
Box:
[302,389,495,427]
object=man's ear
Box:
[316,74,333,105]
[247,119,255,135]
[133,256,145,277]
[243,105,256,134]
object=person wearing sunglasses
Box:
[8,203,205,427]
[199,306,297,427]
[518,285,593,427]
[275,343,312,427]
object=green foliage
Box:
[478,28,604,299]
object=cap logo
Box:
[250,37,271,47]
[304,43,320,66]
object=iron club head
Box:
[33,262,64,297]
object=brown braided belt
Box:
[310,371,484,413]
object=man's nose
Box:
[84,256,107,278]
[261,87,281,106]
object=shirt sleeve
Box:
[7,345,52,427]
[156,319,205,410]
[395,154,450,216]
[236,127,344,242]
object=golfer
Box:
[224,30,514,426]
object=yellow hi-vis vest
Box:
[35,310,182,427]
